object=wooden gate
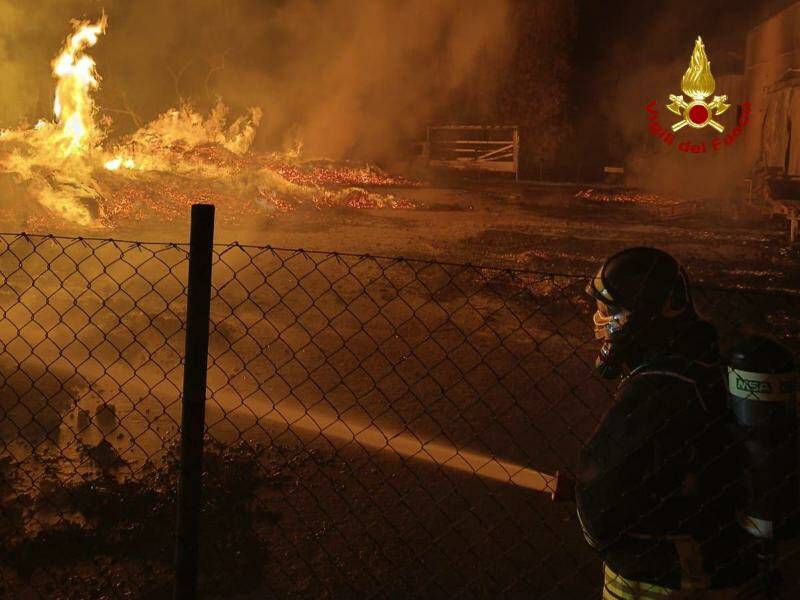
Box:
[424,125,519,178]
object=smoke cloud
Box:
[0,0,514,161]
[613,57,745,199]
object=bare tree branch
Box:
[101,90,144,130]
[203,49,232,101]
[166,60,195,104]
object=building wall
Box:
[744,2,800,172]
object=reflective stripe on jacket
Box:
[603,564,767,600]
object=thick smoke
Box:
[0,0,514,161]
[613,57,745,199]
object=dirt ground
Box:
[1,181,800,598]
[102,179,800,292]
[11,174,798,290]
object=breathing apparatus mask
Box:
[591,300,632,379]
[586,247,693,380]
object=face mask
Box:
[592,301,630,340]
[591,301,631,379]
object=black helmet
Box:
[587,247,694,378]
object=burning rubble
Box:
[574,188,697,220]
[0,16,415,231]
[574,188,685,206]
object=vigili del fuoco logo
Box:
[645,37,750,154]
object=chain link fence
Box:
[0,234,188,597]
[0,220,798,598]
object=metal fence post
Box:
[173,204,215,600]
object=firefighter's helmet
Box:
[586,247,694,378]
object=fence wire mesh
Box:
[0,232,798,599]
[0,234,188,597]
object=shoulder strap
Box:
[625,363,709,413]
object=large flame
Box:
[104,101,262,175]
[52,15,108,156]
[0,15,409,230]
[680,36,715,101]
[0,15,263,225]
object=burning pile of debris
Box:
[575,188,697,220]
[575,188,681,205]
[262,156,419,188]
[0,15,415,232]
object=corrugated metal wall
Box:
[760,84,800,175]
[744,2,800,173]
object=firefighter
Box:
[576,247,765,599]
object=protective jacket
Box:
[575,318,760,592]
